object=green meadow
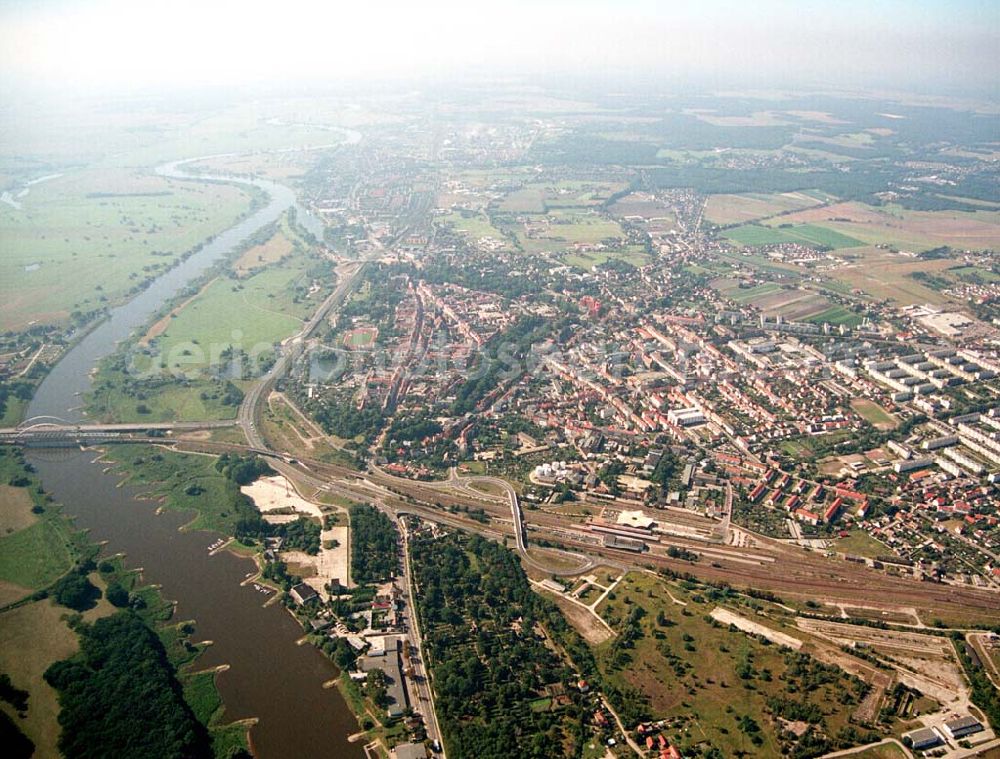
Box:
[0,169,254,332]
[726,223,864,250]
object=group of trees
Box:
[215,453,273,486]
[276,517,322,555]
[0,673,33,759]
[349,504,399,584]
[212,454,324,553]
[665,545,699,562]
[340,267,406,325]
[311,395,386,441]
[384,413,442,445]
[414,260,546,300]
[44,612,211,759]
[0,711,33,759]
[51,567,101,612]
[211,454,278,542]
[410,531,594,759]
[953,633,1000,730]
[0,379,33,420]
[450,315,565,416]
[363,668,389,708]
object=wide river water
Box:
[25,132,365,758]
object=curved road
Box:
[240,261,366,450]
[368,464,594,576]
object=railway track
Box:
[158,436,1000,621]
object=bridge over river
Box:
[0,416,239,447]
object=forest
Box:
[44,612,211,759]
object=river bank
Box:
[17,131,366,757]
[0,446,249,757]
[27,446,364,758]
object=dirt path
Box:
[711,607,804,649]
[533,581,615,645]
[820,737,914,759]
[601,696,643,757]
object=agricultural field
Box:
[712,278,853,323]
[0,484,37,534]
[725,222,865,250]
[150,267,306,372]
[704,190,831,226]
[948,265,1000,283]
[608,192,678,224]
[87,243,330,422]
[546,179,629,208]
[594,573,880,756]
[497,180,627,215]
[440,210,508,243]
[563,247,651,270]
[447,168,539,193]
[828,252,957,306]
[766,202,1000,253]
[0,169,255,332]
[833,530,893,560]
[186,150,320,183]
[712,279,784,304]
[804,305,863,327]
[509,209,632,263]
[86,377,251,423]
[0,517,76,596]
[499,186,547,213]
[745,289,832,320]
[0,394,31,428]
[516,209,624,251]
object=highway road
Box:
[226,251,455,753]
[239,261,366,449]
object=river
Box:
[25,131,365,758]
[27,133,359,423]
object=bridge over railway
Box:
[0,416,239,446]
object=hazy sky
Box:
[1,0,997,95]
